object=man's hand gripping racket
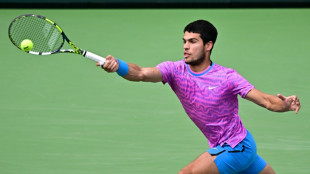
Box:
[8,14,106,65]
[96,55,119,72]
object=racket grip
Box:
[83,51,106,65]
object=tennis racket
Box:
[8,14,106,65]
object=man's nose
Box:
[183,42,189,50]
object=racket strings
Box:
[9,16,63,53]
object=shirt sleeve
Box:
[227,69,255,98]
[156,61,175,85]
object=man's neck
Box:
[189,59,212,73]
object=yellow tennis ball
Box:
[20,39,33,52]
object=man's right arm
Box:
[123,63,163,82]
[97,55,163,83]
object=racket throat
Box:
[82,50,87,57]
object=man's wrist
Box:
[116,59,129,77]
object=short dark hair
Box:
[184,20,218,45]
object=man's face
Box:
[183,32,206,66]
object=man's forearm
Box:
[123,63,145,82]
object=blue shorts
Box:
[207,130,267,174]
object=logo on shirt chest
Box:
[208,86,218,90]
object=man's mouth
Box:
[184,52,190,58]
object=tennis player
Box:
[97,20,301,174]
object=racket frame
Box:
[8,14,105,65]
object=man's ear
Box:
[205,41,213,52]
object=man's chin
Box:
[184,58,192,64]
[184,59,196,66]
[185,58,204,66]
[184,58,190,64]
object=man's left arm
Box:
[245,89,301,114]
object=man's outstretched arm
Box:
[96,55,163,82]
[245,89,301,114]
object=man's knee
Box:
[259,163,276,174]
[177,169,191,174]
[177,169,184,174]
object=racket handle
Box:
[83,51,106,65]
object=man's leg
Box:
[240,154,275,174]
[259,163,276,174]
[178,152,219,174]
